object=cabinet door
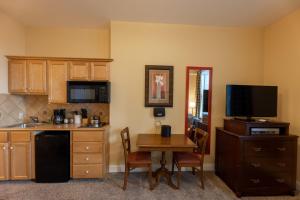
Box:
[48,61,68,103]
[0,143,9,180]
[91,62,109,81]
[8,60,27,93]
[69,61,90,80]
[27,60,47,95]
[10,143,31,180]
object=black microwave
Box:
[67,81,110,103]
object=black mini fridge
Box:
[35,131,70,183]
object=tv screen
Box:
[202,90,209,112]
[226,85,277,117]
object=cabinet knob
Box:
[277,147,286,152]
[250,179,260,184]
[85,146,90,150]
[85,170,89,174]
[10,146,14,150]
[85,157,89,161]
[2,146,6,150]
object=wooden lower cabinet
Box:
[10,142,31,180]
[0,143,9,180]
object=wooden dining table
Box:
[136,134,196,189]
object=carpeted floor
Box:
[0,172,299,200]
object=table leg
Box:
[152,151,178,189]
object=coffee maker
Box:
[53,109,65,124]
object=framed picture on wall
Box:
[145,65,174,107]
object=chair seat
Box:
[128,151,151,164]
[173,152,202,165]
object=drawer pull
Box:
[276,162,286,167]
[85,170,89,174]
[85,157,89,161]
[85,146,90,150]
[277,147,286,152]
[253,147,262,152]
[250,179,260,184]
[276,178,285,183]
[250,163,261,168]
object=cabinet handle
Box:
[277,147,286,152]
[253,147,262,152]
[85,146,90,150]
[85,170,89,174]
[85,157,89,161]
[276,178,285,183]
[250,163,261,168]
[276,162,286,167]
[10,146,14,150]
[250,179,260,184]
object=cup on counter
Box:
[64,118,69,124]
[74,115,82,125]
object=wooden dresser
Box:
[215,120,298,197]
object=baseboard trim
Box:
[109,163,215,173]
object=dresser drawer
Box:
[243,173,293,188]
[0,132,8,142]
[73,131,104,142]
[73,164,103,178]
[244,157,293,172]
[73,153,103,164]
[73,142,102,153]
[245,141,293,157]
[10,131,31,142]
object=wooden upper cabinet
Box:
[0,143,9,180]
[69,61,90,80]
[10,142,31,180]
[8,60,27,93]
[91,62,109,81]
[27,60,47,95]
[48,61,68,104]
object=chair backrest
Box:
[120,127,131,163]
[194,128,209,161]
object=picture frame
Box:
[145,65,174,107]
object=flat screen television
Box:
[226,85,277,118]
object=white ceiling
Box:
[0,0,300,28]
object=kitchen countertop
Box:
[0,124,109,131]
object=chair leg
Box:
[171,157,175,175]
[199,166,204,189]
[192,167,196,175]
[123,165,129,190]
[176,166,182,189]
[148,165,153,190]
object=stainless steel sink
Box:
[2,122,49,128]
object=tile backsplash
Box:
[0,94,109,127]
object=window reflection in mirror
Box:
[185,67,212,154]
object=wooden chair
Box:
[120,127,153,190]
[172,128,209,189]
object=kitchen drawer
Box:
[73,164,103,178]
[73,142,102,153]
[0,132,8,142]
[73,153,103,164]
[73,131,104,142]
[10,131,31,142]
[244,141,292,157]
[244,157,293,172]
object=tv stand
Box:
[215,119,298,197]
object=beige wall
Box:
[110,21,264,167]
[264,9,300,180]
[0,11,26,94]
[25,27,110,58]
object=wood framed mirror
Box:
[185,66,212,153]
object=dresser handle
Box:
[277,147,286,152]
[250,179,260,184]
[85,146,90,150]
[253,147,262,152]
[276,178,285,183]
[251,163,261,168]
[85,170,89,174]
[85,157,89,161]
[277,162,286,167]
